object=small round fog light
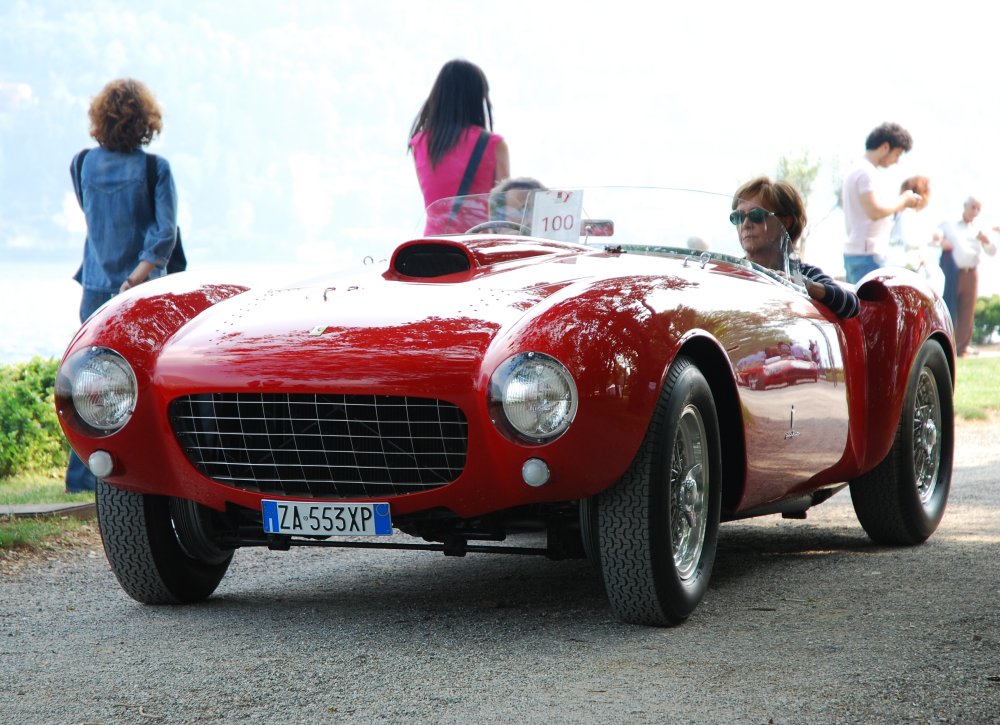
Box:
[521,458,550,488]
[88,450,114,479]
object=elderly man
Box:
[939,196,997,356]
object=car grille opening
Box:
[169,393,468,498]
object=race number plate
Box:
[530,189,583,242]
[261,500,392,536]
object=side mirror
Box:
[582,219,614,238]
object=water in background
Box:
[0,262,82,364]
[0,260,330,365]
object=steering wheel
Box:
[465,220,530,235]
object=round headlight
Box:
[489,352,578,443]
[63,347,137,433]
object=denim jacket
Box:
[71,147,178,293]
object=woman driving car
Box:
[732,176,859,319]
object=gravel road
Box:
[2,417,998,724]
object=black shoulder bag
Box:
[146,153,187,274]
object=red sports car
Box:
[55,187,955,626]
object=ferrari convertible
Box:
[55,187,955,626]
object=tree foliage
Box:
[973,295,1000,345]
[775,150,821,206]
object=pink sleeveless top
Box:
[410,127,502,209]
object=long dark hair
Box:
[409,59,493,167]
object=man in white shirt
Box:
[842,122,922,283]
[939,196,997,356]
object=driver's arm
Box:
[802,263,860,319]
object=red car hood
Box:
[154,237,599,392]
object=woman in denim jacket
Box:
[66,78,177,492]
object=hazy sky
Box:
[3,0,999,279]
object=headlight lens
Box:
[489,352,578,443]
[58,347,137,434]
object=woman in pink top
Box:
[409,60,510,233]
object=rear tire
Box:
[850,339,953,544]
[597,356,722,626]
[96,479,234,604]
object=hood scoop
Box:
[393,243,472,278]
[390,237,586,280]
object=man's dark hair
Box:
[865,122,913,152]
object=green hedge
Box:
[973,295,1000,345]
[0,357,69,478]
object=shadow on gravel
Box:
[168,521,903,627]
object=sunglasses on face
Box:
[729,207,775,226]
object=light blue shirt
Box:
[71,147,177,293]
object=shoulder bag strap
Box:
[145,152,158,208]
[449,129,490,219]
[72,148,90,208]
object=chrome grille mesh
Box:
[169,393,468,498]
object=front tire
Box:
[849,339,953,544]
[597,356,722,626]
[96,480,234,604]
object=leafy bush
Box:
[0,358,69,478]
[973,295,1000,345]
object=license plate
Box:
[261,500,392,536]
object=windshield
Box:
[422,186,801,285]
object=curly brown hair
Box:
[88,78,163,153]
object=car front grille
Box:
[169,393,468,498]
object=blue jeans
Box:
[843,254,882,284]
[64,288,116,492]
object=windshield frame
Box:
[420,186,806,293]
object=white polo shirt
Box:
[939,219,998,269]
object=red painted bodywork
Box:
[57,237,954,521]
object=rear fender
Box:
[852,274,955,473]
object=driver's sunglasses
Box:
[729,207,775,226]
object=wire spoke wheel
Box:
[670,407,708,581]
[912,368,941,507]
[596,356,721,625]
[849,339,953,545]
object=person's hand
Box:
[902,190,922,209]
[119,261,155,293]
[119,276,144,293]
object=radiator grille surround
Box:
[169,393,468,498]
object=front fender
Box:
[57,279,250,474]
[478,274,706,492]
